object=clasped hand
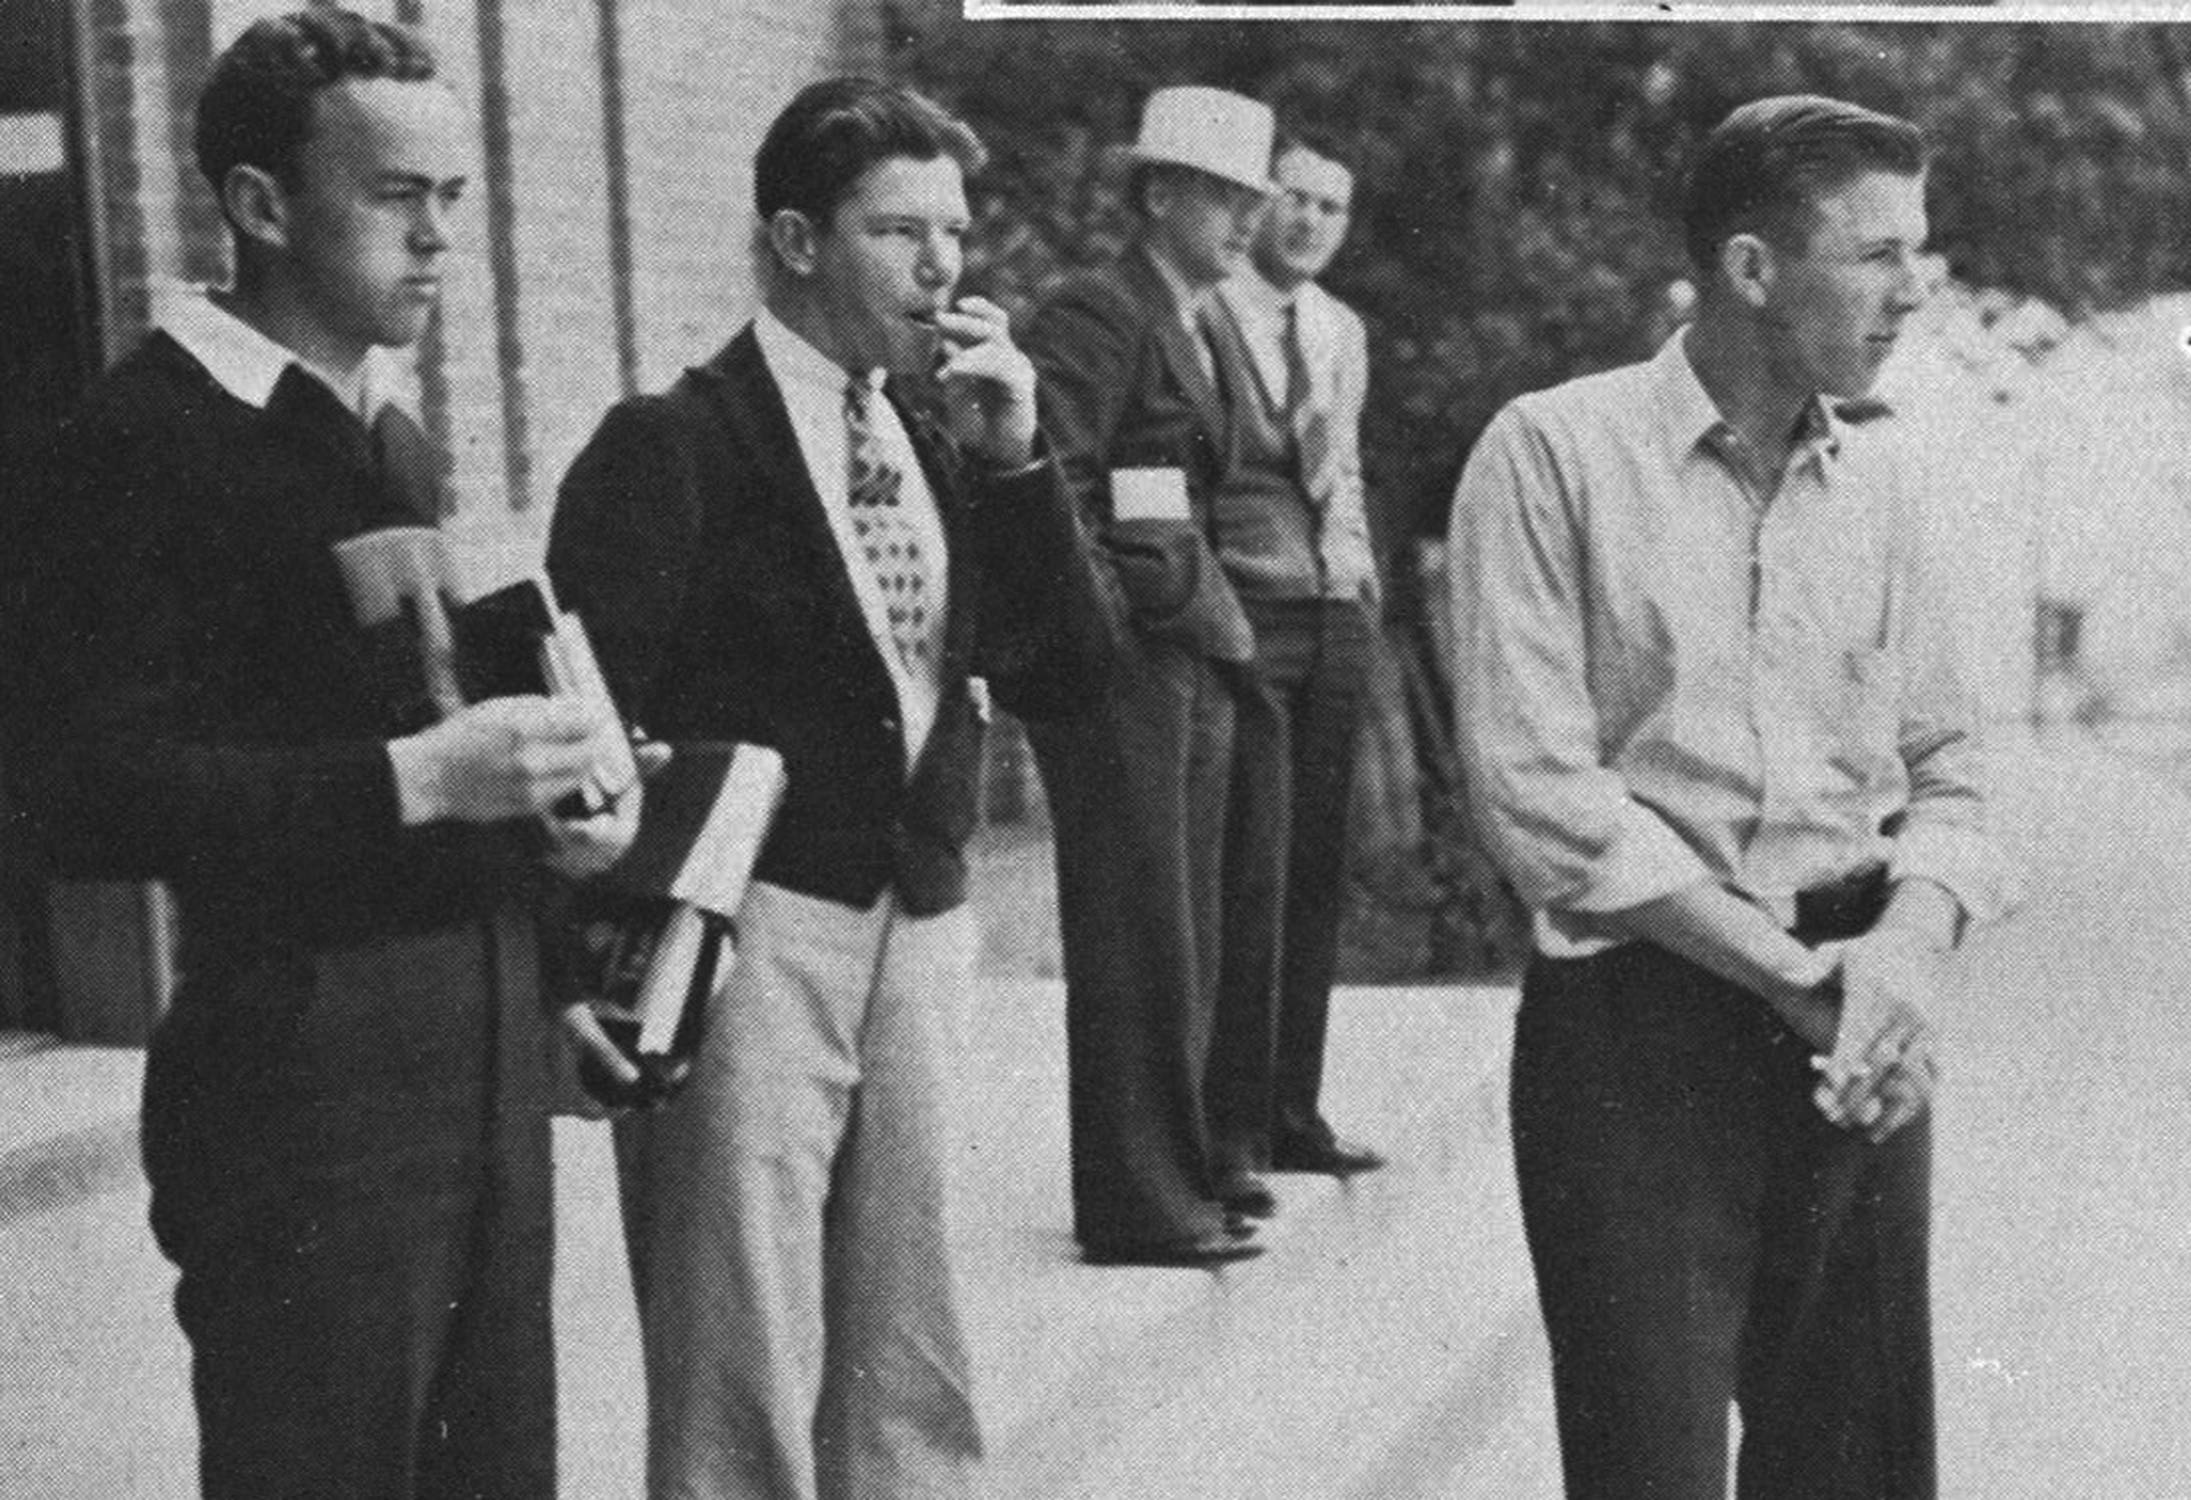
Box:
[1809,926,1944,1143]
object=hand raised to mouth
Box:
[928,296,1038,470]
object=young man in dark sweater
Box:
[16,11,641,1496]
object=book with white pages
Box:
[599,741,787,1060]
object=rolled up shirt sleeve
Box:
[1885,487,2020,926]
[1449,400,1713,914]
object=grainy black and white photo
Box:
[1,3,2187,1497]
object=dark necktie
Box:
[1281,298,1310,417]
[1285,298,1332,507]
[844,379,937,676]
[1191,304,1232,406]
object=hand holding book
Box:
[332,524,638,823]
[563,741,786,1110]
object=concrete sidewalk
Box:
[9,730,2191,1498]
[0,975,1528,1499]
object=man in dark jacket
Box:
[549,77,1114,1500]
[1021,84,1277,1266]
[17,11,641,1497]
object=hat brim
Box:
[1123,145,1275,197]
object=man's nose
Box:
[410,198,450,255]
[915,228,958,288]
[1887,247,1927,311]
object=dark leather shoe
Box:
[1215,1168,1278,1218]
[1270,1129,1386,1176]
[1082,1232,1266,1269]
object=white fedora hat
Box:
[1127,85,1275,195]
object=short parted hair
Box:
[755,77,985,229]
[1682,95,1924,273]
[195,8,436,195]
[1273,128,1353,179]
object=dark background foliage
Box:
[896,17,2191,542]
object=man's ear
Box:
[1140,171,1176,224]
[765,209,821,279]
[221,163,290,253]
[1718,231,1776,311]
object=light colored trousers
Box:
[613,881,981,1500]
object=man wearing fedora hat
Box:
[1023,83,1278,1267]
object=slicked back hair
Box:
[195,7,436,203]
[1683,94,1924,274]
[755,76,985,232]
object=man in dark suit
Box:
[1205,132,1387,1182]
[549,77,1114,1500]
[1021,85,1277,1266]
[14,12,643,1497]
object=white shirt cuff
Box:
[1889,820,2020,927]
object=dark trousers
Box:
[1209,596,1373,1166]
[1030,637,1237,1248]
[149,916,557,1500]
[1512,906,1933,1500]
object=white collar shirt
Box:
[754,308,948,769]
[159,286,407,421]
[1220,269,1310,413]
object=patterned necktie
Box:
[844,378,937,676]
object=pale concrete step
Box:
[0,981,1535,1500]
[554,980,1534,1500]
[957,983,1533,1500]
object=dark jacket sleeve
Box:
[1024,277,1139,526]
[546,394,705,723]
[958,447,1119,723]
[1024,273,1251,661]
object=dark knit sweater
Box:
[15,331,534,973]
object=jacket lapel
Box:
[692,328,873,653]
[1214,281,1288,417]
[1129,249,1232,460]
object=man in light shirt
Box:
[1204,132,1386,1187]
[550,77,1113,1500]
[1451,95,2008,1499]
[15,11,642,1494]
